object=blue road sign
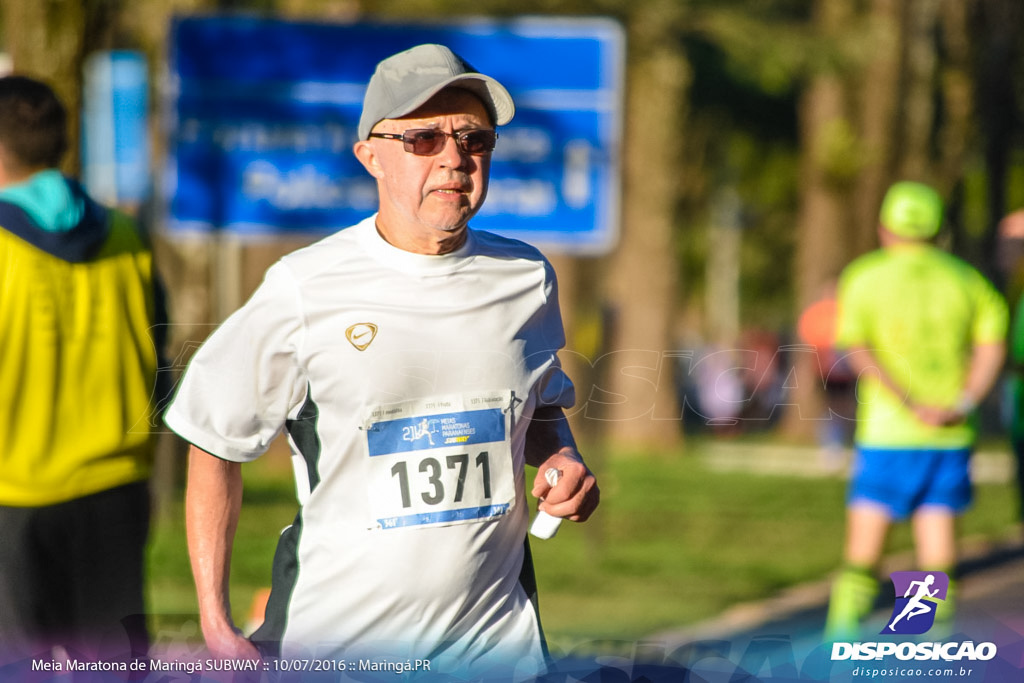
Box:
[83,51,150,205]
[166,16,624,254]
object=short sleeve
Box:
[534,259,575,410]
[164,262,307,461]
[970,270,1009,345]
[834,262,870,350]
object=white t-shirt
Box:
[165,214,574,677]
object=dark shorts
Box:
[0,481,150,660]
[848,447,972,520]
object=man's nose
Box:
[437,132,468,167]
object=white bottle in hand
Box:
[530,468,563,539]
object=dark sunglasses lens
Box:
[460,130,496,154]
[401,129,496,155]
[405,130,446,155]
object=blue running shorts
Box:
[848,447,972,519]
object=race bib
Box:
[364,391,515,530]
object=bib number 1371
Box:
[391,451,491,508]
[365,393,515,530]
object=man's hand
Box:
[185,446,260,663]
[531,448,600,522]
[202,621,262,661]
[912,404,968,427]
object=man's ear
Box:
[353,140,385,180]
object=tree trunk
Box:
[935,0,974,198]
[601,2,688,451]
[2,0,94,175]
[852,0,902,255]
[783,0,856,441]
[898,0,942,181]
[974,0,1022,277]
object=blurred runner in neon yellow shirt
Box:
[824,181,1008,641]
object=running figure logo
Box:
[882,571,949,635]
[402,418,439,446]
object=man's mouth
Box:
[433,184,468,195]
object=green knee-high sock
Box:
[825,566,879,641]
[928,568,957,639]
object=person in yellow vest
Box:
[0,75,164,662]
[825,181,1008,640]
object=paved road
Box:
[545,539,1024,682]
[546,441,1024,682]
[641,537,1024,681]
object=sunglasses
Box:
[368,128,498,156]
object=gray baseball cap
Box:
[357,43,515,140]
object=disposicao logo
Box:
[831,570,998,664]
[883,571,948,635]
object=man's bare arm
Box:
[524,406,599,523]
[185,445,261,659]
[843,345,906,402]
[844,342,1006,425]
[959,342,1007,412]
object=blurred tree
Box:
[1,0,125,175]
[783,0,857,439]
[971,0,1023,281]
[782,0,1007,439]
[851,0,900,257]
[599,0,688,448]
[685,0,972,441]
[677,32,800,335]
[899,0,942,181]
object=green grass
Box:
[145,442,1019,651]
[146,458,300,640]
